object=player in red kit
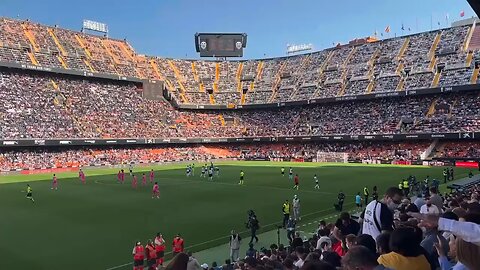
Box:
[51,174,58,190]
[145,240,156,270]
[120,169,125,184]
[154,233,166,267]
[132,174,138,189]
[149,169,154,183]
[117,170,122,183]
[79,169,86,184]
[172,234,184,256]
[293,174,299,190]
[152,182,160,199]
[132,241,144,270]
[142,173,147,186]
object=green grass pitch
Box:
[0,161,470,270]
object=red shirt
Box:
[133,245,144,260]
[294,176,299,184]
[173,238,184,252]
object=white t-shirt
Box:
[294,258,304,268]
[420,204,440,214]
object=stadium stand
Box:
[0,17,478,106]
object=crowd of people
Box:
[2,70,480,140]
[0,141,469,171]
[157,182,480,270]
[0,17,478,106]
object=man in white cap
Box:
[292,195,301,221]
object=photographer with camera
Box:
[246,210,259,244]
[286,216,296,243]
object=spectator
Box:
[376,232,391,255]
[377,227,431,270]
[429,187,444,212]
[291,232,304,251]
[166,252,189,270]
[300,261,336,270]
[361,187,404,241]
[342,246,392,270]
[295,246,307,268]
[246,243,257,258]
[187,251,202,270]
[229,230,241,262]
[319,241,341,268]
[356,234,378,255]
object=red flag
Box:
[385,26,390,33]
[460,11,465,17]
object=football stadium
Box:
[1,1,480,270]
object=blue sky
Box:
[0,0,476,59]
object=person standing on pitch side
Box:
[292,195,301,221]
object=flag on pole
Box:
[460,10,465,17]
[374,30,378,36]
[401,24,405,31]
[446,13,449,20]
[408,27,411,32]
[385,26,390,33]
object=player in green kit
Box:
[26,184,34,203]
[281,167,285,177]
[238,170,245,185]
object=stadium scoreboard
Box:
[195,33,247,57]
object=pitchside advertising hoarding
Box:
[0,132,478,147]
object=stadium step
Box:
[209,93,215,104]
[395,62,404,75]
[338,82,346,96]
[100,39,120,65]
[421,139,439,159]
[215,62,220,83]
[149,59,164,80]
[119,41,136,62]
[218,114,226,126]
[428,32,442,63]
[74,34,92,58]
[191,62,199,82]
[431,70,441,87]
[366,80,375,93]
[56,55,68,69]
[466,51,474,67]
[269,61,287,102]
[426,98,438,117]
[397,37,410,59]
[344,47,356,67]
[396,78,405,91]
[448,99,457,118]
[47,28,67,56]
[320,50,335,74]
[240,92,246,104]
[463,22,476,51]
[167,60,188,94]
[21,24,40,52]
[236,62,244,92]
[428,56,437,72]
[468,23,480,50]
[471,67,479,84]
[27,51,39,65]
[83,59,95,72]
[50,79,59,90]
